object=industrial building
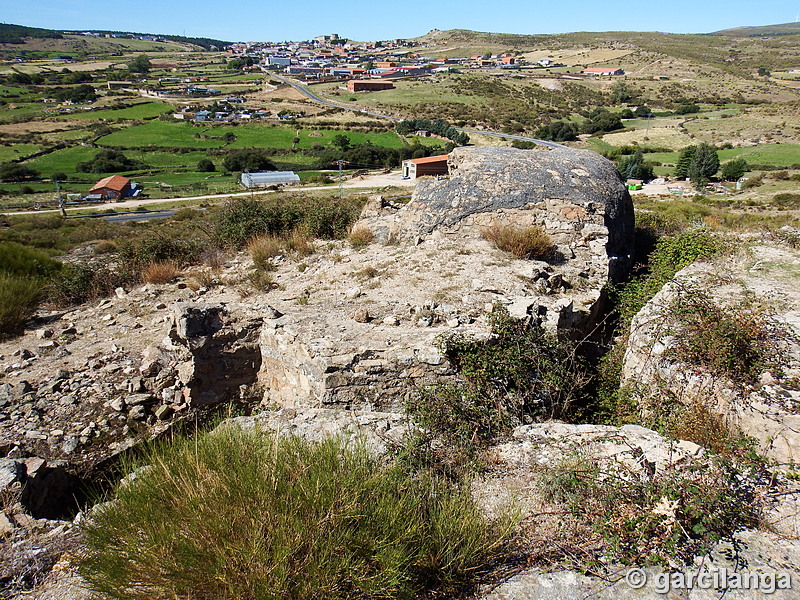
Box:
[240,171,301,189]
[346,80,395,92]
[401,155,449,179]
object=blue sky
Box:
[4,0,798,42]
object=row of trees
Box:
[395,119,469,146]
[614,143,749,185]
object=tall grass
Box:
[0,275,41,337]
[0,242,61,336]
[79,428,510,600]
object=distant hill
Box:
[0,23,63,44]
[710,22,800,37]
[0,23,228,51]
[81,30,230,51]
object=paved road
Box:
[101,210,175,222]
[8,173,413,217]
[266,70,563,148]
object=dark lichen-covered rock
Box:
[385,146,634,283]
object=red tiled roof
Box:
[89,175,130,192]
[407,154,449,165]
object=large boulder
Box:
[365,146,635,283]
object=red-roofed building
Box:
[88,175,133,200]
[401,154,449,179]
[347,80,395,92]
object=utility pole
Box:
[333,160,348,199]
[55,180,66,218]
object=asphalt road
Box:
[266,70,563,148]
[101,210,175,222]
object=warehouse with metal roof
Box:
[240,171,301,189]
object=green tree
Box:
[127,54,151,74]
[634,105,652,118]
[535,121,578,142]
[197,159,215,173]
[332,134,351,151]
[610,81,634,104]
[222,149,276,172]
[688,143,720,185]
[675,145,698,179]
[674,103,700,115]
[618,150,654,181]
[720,157,748,181]
[0,163,39,181]
[55,84,96,103]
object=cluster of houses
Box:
[226,34,623,85]
[172,97,282,122]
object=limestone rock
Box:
[621,244,800,464]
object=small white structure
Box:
[241,171,301,189]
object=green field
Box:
[95,120,414,150]
[59,102,175,120]
[0,143,40,162]
[646,144,800,168]
[24,146,98,178]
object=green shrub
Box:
[119,232,202,269]
[405,310,590,477]
[45,263,126,307]
[215,197,362,249]
[617,229,723,325]
[79,429,510,600]
[540,449,760,568]
[0,241,61,278]
[0,274,41,336]
[669,290,777,387]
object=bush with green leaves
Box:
[534,120,577,142]
[668,289,778,387]
[45,263,128,307]
[594,228,724,423]
[405,309,590,477]
[540,449,760,568]
[222,149,276,172]
[215,196,363,248]
[196,158,215,172]
[720,157,748,181]
[617,229,724,325]
[77,150,144,174]
[119,232,202,270]
[0,242,62,336]
[0,274,42,337]
[79,428,511,600]
[0,163,40,182]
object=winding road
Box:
[265,71,564,149]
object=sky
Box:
[3,0,799,42]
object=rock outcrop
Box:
[362,146,635,282]
[621,242,800,464]
[259,146,634,410]
[474,422,800,600]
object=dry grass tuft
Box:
[247,235,282,272]
[482,225,554,260]
[285,228,315,258]
[141,261,180,284]
[348,226,374,249]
